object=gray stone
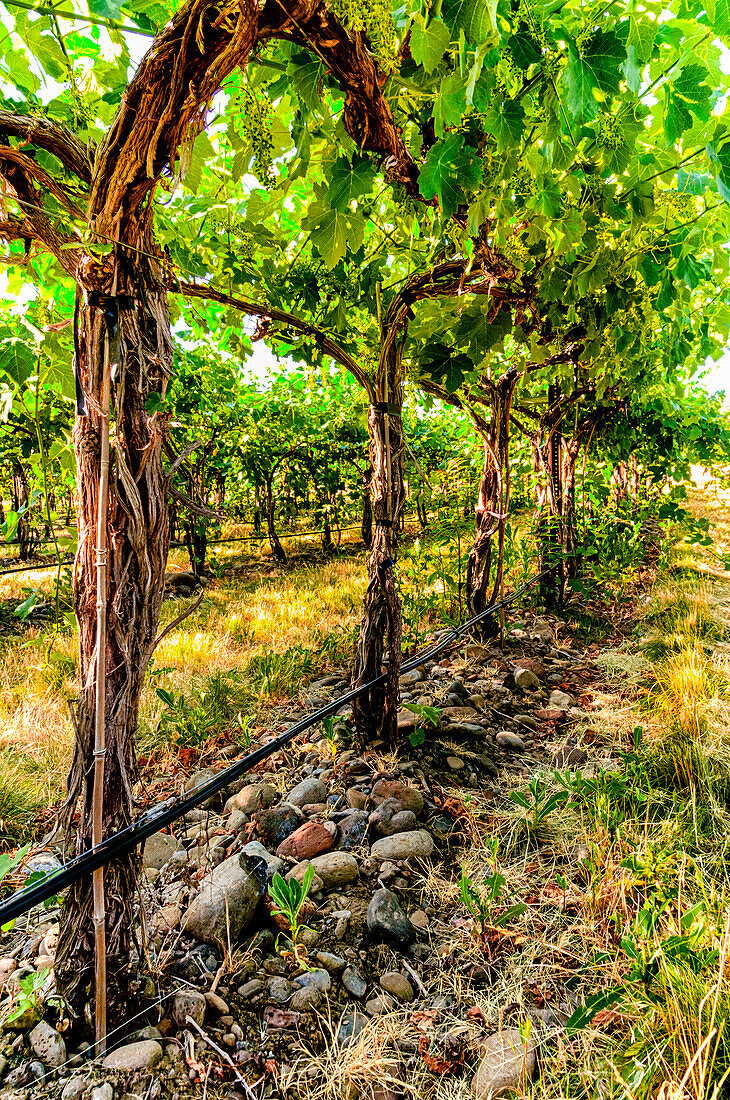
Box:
[471,1028,536,1099]
[224,782,277,816]
[240,841,284,877]
[90,1085,114,1100]
[316,952,346,973]
[335,811,369,851]
[173,990,206,1027]
[142,831,177,870]
[255,803,304,848]
[181,853,262,945]
[61,1076,88,1100]
[370,830,434,861]
[267,977,292,1004]
[342,965,367,999]
[309,852,359,888]
[514,667,540,691]
[102,1040,163,1071]
[286,777,327,808]
[290,987,323,1012]
[379,972,414,1002]
[29,1020,66,1067]
[337,1009,368,1046]
[292,968,331,993]
[365,993,396,1016]
[495,731,525,752]
[398,669,423,686]
[205,992,229,1015]
[549,689,573,710]
[239,979,264,1000]
[367,888,415,947]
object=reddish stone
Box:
[276,821,333,860]
[535,707,565,722]
[371,779,424,815]
[515,657,545,678]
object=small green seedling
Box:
[459,867,526,940]
[269,865,315,968]
[321,715,339,763]
[401,703,441,748]
[5,968,57,1023]
[508,773,575,834]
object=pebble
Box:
[554,744,587,767]
[371,780,424,815]
[495,732,525,752]
[267,977,292,1003]
[514,667,540,691]
[102,1040,163,1071]
[276,822,333,861]
[286,861,324,892]
[292,968,331,993]
[379,972,414,1002]
[143,831,177,870]
[342,965,367,998]
[205,992,229,1014]
[181,853,262,944]
[173,990,206,1027]
[61,1077,88,1100]
[309,852,359,888]
[471,1028,536,1099]
[224,781,277,816]
[447,756,465,770]
[335,812,369,850]
[409,909,429,931]
[255,803,304,848]
[290,987,323,1011]
[345,789,367,810]
[549,689,573,709]
[315,952,346,973]
[370,830,434,860]
[286,777,327,808]
[29,1020,66,1067]
[367,888,415,947]
[365,993,396,1016]
[90,1085,114,1100]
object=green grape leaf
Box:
[310,208,365,268]
[483,97,525,152]
[287,58,325,110]
[442,0,495,43]
[627,14,658,63]
[410,15,451,73]
[508,29,542,69]
[419,341,474,393]
[433,71,468,137]
[419,134,483,217]
[563,31,626,120]
[663,64,712,145]
[324,155,375,211]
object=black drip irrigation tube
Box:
[0,572,547,927]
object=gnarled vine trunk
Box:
[351,396,405,743]
[465,369,519,626]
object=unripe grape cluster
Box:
[598,114,624,150]
[235,86,274,186]
[328,0,398,71]
[654,188,696,217]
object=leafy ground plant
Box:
[269,865,315,969]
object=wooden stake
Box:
[92,307,111,1055]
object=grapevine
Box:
[328,0,398,72]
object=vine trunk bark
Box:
[352,332,405,744]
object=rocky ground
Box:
[0,603,638,1100]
